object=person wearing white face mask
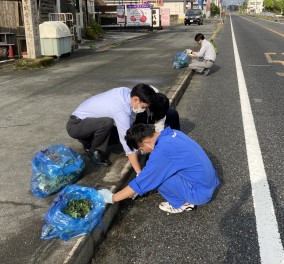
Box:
[132,102,146,114]
[66,84,155,171]
[98,124,220,214]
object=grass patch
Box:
[15,56,55,69]
[210,20,225,54]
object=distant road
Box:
[93,14,284,264]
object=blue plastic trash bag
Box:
[41,184,105,241]
[31,144,85,198]
[172,50,189,69]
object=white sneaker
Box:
[159,202,196,214]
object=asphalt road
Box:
[0,21,219,264]
[93,14,284,264]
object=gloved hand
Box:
[98,189,114,204]
[186,49,193,55]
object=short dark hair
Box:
[195,33,205,41]
[125,124,155,150]
[149,93,169,121]
[130,83,156,105]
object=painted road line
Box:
[230,15,284,263]
[240,15,284,37]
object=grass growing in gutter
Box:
[15,56,55,69]
[210,19,225,54]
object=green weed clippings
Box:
[62,199,92,218]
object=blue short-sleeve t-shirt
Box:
[129,127,220,206]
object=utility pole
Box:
[22,0,41,59]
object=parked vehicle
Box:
[184,9,203,25]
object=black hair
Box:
[130,83,156,105]
[149,93,169,121]
[195,33,205,41]
[125,124,155,150]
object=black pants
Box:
[66,109,180,154]
[134,108,180,130]
[66,116,114,153]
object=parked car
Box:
[184,9,203,25]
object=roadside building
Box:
[247,0,263,13]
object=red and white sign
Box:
[117,5,125,25]
[126,4,152,26]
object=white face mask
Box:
[132,102,146,114]
[133,107,146,114]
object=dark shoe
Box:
[202,68,210,76]
[88,150,111,167]
[78,140,91,153]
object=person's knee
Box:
[103,118,114,129]
[167,109,179,119]
[166,109,180,130]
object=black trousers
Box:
[66,109,180,154]
[66,116,114,153]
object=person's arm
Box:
[186,49,198,57]
[98,186,136,203]
[195,41,208,58]
[112,186,136,202]
[127,152,142,174]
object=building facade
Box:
[247,0,264,13]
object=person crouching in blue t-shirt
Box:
[98,124,220,214]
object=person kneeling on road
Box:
[186,33,216,76]
[98,124,220,214]
[66,83,156,171]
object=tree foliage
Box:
[263,0,283,13]
[211,3,220,17]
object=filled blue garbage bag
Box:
[31,144,85,198]
[172,51,189,69]
[41,184,105,241]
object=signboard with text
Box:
[117,5,125,25]
[126,4,152,26]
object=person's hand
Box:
[186,49,193,55]
[98,189,114,204]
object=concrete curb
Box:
[62,21,224,262]
[62,67,194,264]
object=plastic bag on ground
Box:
[41,184,105,241]
[172,50,189,69]
[31,144,85,198]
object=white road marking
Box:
[230,15,284,263]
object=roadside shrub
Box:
[85,20,104,39]
[211,3,220,17]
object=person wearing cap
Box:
[98,124,220,214]
[66,83,156,171]
[186,33,216,76]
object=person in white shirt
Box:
[66,83,156,170]
[186,33,216,76]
